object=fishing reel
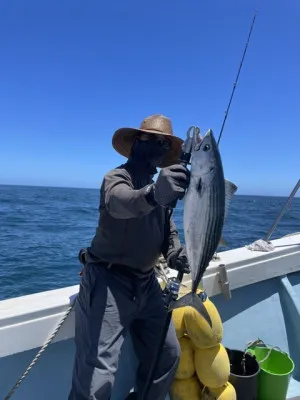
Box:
[162,276,181,308]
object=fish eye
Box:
[203,144,210,151]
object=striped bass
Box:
[169,129,226,326]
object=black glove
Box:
[153,164,190,207]
[168,247,191,274]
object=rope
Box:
[246,229,300,252]
[246,238,275,252]
[4,300,76,400]
[245,338,287,364]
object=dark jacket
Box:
[89,161,181,275]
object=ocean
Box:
[0,184,299,301]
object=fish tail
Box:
[169,292,212,327]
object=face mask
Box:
[130,137,169,168]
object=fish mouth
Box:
[194,129,213,151]
[201,129,212,138]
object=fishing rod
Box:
[264,179,300,242]
[215,10,257,237]
[217,10,257,146]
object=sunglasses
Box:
[138,133,172,151]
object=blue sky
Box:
[0,0,299,196]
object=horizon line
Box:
[1,182,299,199]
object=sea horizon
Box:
[1,182,299,199]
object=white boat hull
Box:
[1,234,300,399]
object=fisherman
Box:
[68,114,191,400]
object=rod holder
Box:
[218,264,231,300]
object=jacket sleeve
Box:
[162,214,182,263]
[103,169,155,219]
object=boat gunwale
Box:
[0,233,300,358]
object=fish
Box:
[192,130,237,249]
[169,129,226,327]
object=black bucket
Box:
[226,348,261,400]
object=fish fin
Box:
[223,179,238,221]
[219,236,227,247]
[169,292,212,327]
[225,179,238,198]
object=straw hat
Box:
[112,114,184,168]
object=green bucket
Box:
[246,342,294,400]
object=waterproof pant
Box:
[68,262,180,400]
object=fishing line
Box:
[217,10,257,146]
